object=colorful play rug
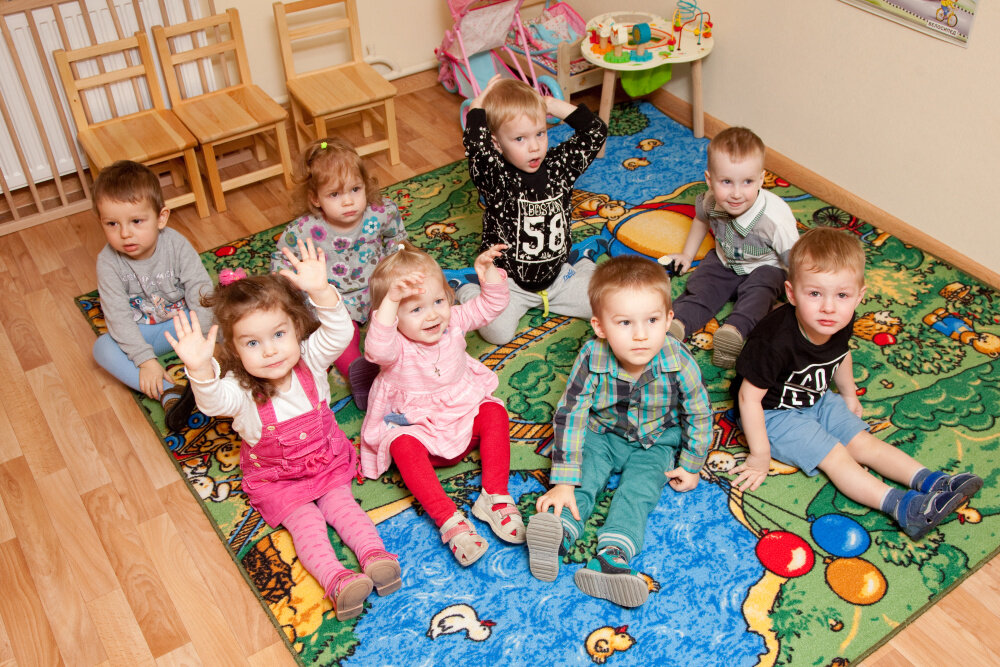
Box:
[76,102,999,666]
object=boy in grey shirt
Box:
[92,161,214,431]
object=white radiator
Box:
[0,0,210,190]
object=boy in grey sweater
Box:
[92,161,214,431]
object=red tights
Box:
[389,401,510,527]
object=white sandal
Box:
[439,512,488,566]
[472,490,526,544]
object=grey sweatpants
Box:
[457,260,596,345]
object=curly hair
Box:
[368,240,451,318]
[298,137,381,217]
[202,273,319,403]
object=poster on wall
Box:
[840,0,976,45]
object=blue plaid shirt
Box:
[550,337,712,485]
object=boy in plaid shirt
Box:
[526,255,712,607]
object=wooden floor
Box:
[0,72,996,666]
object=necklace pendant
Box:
[434,366,441,376]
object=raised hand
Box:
[386,271,426,304]
[279,238,328,293]
[165,310,218,381]
[473,244,507,285]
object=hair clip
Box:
[320,141,328,150]
[397,243,405,251]
[219,267,247,286]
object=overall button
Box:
[249,453,258,460]
[267,425,276,431]
[299,432,307,440]
[253,462,261,468]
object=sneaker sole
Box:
[574,568,649,608]
[472,495,526,545]
[365,560,403,596]
[712,327,743,369]
[952,475,984,504]
[526,512,564,582]
[906,490,967,540]
[333,577,373,621]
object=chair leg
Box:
[183,147,210,218]
[291,99,307,151]
[202,143,226,213]
[253,135,267,161]
[314,116,327,144]
[169,161,185,187]
[275,121,294,190]
[362,109,373,138]
[384,98,400,166]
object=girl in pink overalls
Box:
[167,238,400,621]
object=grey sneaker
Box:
[526,512,567,582]
[712,324,744,369]
[573,546,649,608]
[668,318,686,341]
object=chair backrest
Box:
[152,8,252,106]
[272,0,364,82]
[53,32,166,132]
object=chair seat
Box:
[286,62,396,118]
[80,109,197,168]
[173,85,288,144]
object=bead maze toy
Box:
[583,1,713,66]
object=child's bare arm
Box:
[661,216,710,274]
[833,351,863,417]
[544,96,578,121]
[733,379,772,492]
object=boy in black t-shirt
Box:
[731,228,981,540]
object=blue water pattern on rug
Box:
[552,100,710,204]
[350,475,764,666]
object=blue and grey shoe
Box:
[925,471,983,504]
[526,512,569,582]
[567,236,610,265]
[573,546,649,607]
[900,488,965,540]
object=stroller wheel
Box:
[459,98,473,130]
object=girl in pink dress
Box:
[360,241,525,566]
[167,239,400,621]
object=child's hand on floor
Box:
[165,310,218,381]
[138,359,168,399]
[731,453,770,492]
[665,467,700,492]
[473,244,508,285]
[536,483,581,521]
[658,253,693,275]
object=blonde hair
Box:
[298,137,381,217]
[787,227,866,286]
[92,160,164,214]
[202,274,318,404]
[368,241,451,317]
[481,79,546,135]
[589,254,672,316]
[706,126,765,173]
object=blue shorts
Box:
[762,391,869,476]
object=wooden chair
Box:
[53,33,209,218]
[273,0,400,164]
[152,9,294,213]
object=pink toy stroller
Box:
[435,0,564,127]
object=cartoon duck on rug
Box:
[585,625,636,663]
[427,604,496,642]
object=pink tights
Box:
[332,321,362,378]
[281,484,385,597]
[389,401,511,527]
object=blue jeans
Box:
[92,319,180,393]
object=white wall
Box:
[236,1,998,275]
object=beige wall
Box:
[241,1,998,274]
